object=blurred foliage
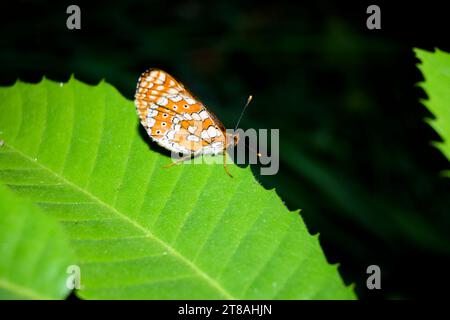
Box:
[1,0,450,299]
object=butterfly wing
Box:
[134,69,226,155]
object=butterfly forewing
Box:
[135,69,226,155]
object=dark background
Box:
[1,0,450,299]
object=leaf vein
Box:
[6,144,236,300]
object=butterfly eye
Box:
[161,122,166,127]
[163,113,168,118]
[183,104,189,109]
[156,130,161,135]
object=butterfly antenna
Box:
[234,95,253,131]
[232,95,260,158]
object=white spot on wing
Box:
[199,110,209,120]
[201,130,210,140]
[182,113,192,120]
[157,97,168,106]
[184,96,196,105]
[169,95,182,102]
[187,135,200,142]
[211,141,223,149]
[167,130,175,140]
[147,118,156,127]
[207,126,218,138]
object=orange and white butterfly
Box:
[134,69,250,177]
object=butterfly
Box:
[134,69,251,177]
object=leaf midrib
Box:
[0,278,53,300]
[4,144,236,300]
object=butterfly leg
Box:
[163,153,194,169]
[223,151,233,178]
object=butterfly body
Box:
[134,69,235,175]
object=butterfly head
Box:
[224,131,239,149]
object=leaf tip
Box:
[13,77,22,87]
[68,74,77,83]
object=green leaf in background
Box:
[0,183,75,299]
[416,48,450,168]
[0,77,354,299]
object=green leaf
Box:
[0,77,354,299]
[0,183,75,299]
[415,48,450,166]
